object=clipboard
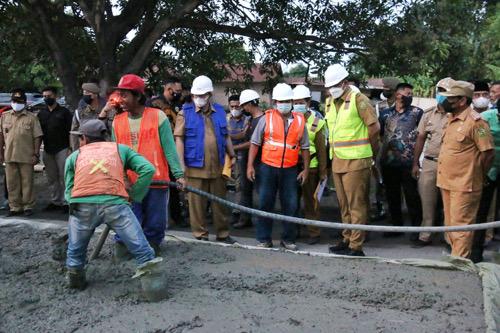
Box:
[314,179,328,209]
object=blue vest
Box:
[183,102,227,168]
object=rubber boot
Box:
[132,257,167,302]
[67,268,87,290]
[148,241,161,257]
[51,232,69,261]
[114,242,132,261]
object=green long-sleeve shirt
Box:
[111,110,184,180]
[64,143,155,205]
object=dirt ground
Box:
[0,224,486,333]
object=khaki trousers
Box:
[333,167,371,251]
[441,189,481,258]
[302,168,321,238]
[187,176,230,239]
[418,159,439,242]
[43,149,68,206]
[5,162,35,211]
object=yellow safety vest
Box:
[325,92,373,160]
[306,113,326,168]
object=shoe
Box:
[280,240,298,251]
[67,268,87,290]
[345,249,366,257]
[216,236,237,245]
[0,199,9,210]
[256,241,273,248]
[411,239,432,248]
[148,241,161,256]
[328,241,349,254]
[383,232,404,238]
[308,236,321,245]
[114,242,132,261]
[133,257,167,302]
[23,209,33,217]
[44,203,61,211]
[195,236,209,241]
[233,219,252,229]
[5,210,22,217]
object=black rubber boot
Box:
[67,268,87,290]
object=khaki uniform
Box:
[151,97,178,131]
[329,88,377,251]
[70,101,112,150]
[174,106,229,239]
[0,110,43,211]
[417,108,448,242]
[437,107,494,257]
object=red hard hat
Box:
[115,74,145,94]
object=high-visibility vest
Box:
[261,109,305,168]
[113,107,170,186]
[72,142,129,199]
[325,92,373,160]
[306,113,326,168]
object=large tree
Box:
[0,0,395,108]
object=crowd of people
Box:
[1,64,499,290]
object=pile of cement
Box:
[0,225,485,332]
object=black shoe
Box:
[67,268,87,290]
[328,241,349,254]
[23,209,34,217]
[44,203,61,211]
[383,232,404,238]
[345,249,366,257]
[411,239,432,248]
[195,236,209,241]
[280,240,298,251]
[216,236,237,245]
[256,241,273,248]
[5,210,22,217]
[148,241,161,256]
[308,236,321,245]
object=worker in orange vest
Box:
[247,83,310,250]
[112,74,185,257]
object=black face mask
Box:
[402,95,413,108]
[44,97,56,106]
[441,99,454,113]
[82,95,93,105]
[171,92,181,102]
[382,91,393,99]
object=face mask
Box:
[293,104,307,113]
[171,92,181,102]
[402,95,413,108]
[473,96,490,109]
[230,108,242,118]
[276,103,292,114]
[193,96,208,108]
[441,99,457,113]
[329,87,344,99]
[11,103,25,112]
[82,95,93,105]
[44,97,56,106]
[379,92,387,101]
[382,91,393,99]
[436,94,446,105]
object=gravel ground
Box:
[0,224,486,333]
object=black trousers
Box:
[381,165,422,227]
[471,177,500,262]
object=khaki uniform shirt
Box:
[417,107,448,158]
[0,110,43,163]
[174,105,222,179]
[151,97,177,131]
[437,107,494,192]
[330,87,378,173]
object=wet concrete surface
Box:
[0,225,487,333]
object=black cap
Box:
[11,88,26,103]
[473,80,489,92]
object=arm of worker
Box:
[173,110,186,173]
[234,141,250,151]
[247,116,266,182]
[412,115,428,179]
[297,130,310,185]
[120,144,155,202]
[356,94,380,158]
[225,135,236,166]
[64,151,78,202]
[473,120,495,178]
[32,117,43,164]
[315,129,328,180]
[158,113,185,189]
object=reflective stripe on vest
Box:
[261,109,305,168]
[72,142,128,199]
[113,107,170,186]
[325,92,373,160]
[306,113,325,168]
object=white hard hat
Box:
[191,75,213,95]
[240,89,260,105]
[272,83,293,101]
[292,85,311,100]
[324,64,349,88]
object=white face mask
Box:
[379,92,388,101]
[230,108,242,118]
[193,96,208,108]
[329,87,344,99]
[473,96,490,109]
[11,102,25,112]
[276,103,292,114]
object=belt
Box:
[424,156,438,162]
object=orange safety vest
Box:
[261,109,305,168]
[72,142,129,199]
[113,107,170,187]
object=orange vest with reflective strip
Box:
[113,107,170,186]
[261,109,305,168]
[72,142,129,199]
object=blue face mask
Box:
[276,103,292,114]
[293,104,307,113]
[436,94,446,105]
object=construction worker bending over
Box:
[247,83,310,250]
[292,85,327,245]
[65,120,160,290]
[325,64,380,257]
